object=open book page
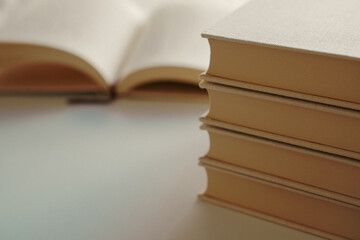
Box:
[0,0,144,90]
[116,1,249,92]
[132,0,249,19]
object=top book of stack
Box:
[202,0,360,111]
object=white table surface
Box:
[0,94,322,240]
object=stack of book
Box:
[198,0,360,239]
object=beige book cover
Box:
[200,80,360,160]
[202,0,360,106]
[199,163,360,240]
[201,124,360,201]
[201,74,360,111]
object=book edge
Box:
[198,194,345,240]
[201,32,360,63]
[200,74,360,111]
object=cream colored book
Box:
[201,124,360,202]
[199,162,360,240]
[202,0,360,109]
[200,80,360,160]
[0,0,239,98]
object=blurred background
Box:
[0,1,320,240]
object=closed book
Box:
[202,0,360,109]
[200,161,360,240]
[200,80,360,160]
[201,124,360,202]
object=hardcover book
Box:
[202,0,360,109]
[200,162,360,240]
[201,124,360,202]
[200,80,360,160]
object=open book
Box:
[0,0,241,98]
